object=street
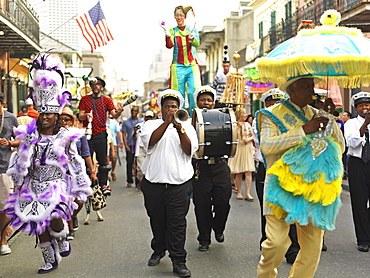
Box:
[1,151,369,278]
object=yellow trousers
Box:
[257,215,324,278]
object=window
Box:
[258,21,263,39]
[271,11,276,27]
[285,1,292,19]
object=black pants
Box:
[125,146,135,184]
[141,178,192,261]
[88,131,108,186]
[255,161,300,258]
[255,161,267,244]
[348,156,370,246]
[192,160,232,245]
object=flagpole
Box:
[43,14,78,38]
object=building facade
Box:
[0,0,42,113]
[28,0,80,49]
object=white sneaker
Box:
[0,244,11,255]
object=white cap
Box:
[260,88,285,103]
[157,89,184,108]
[193,85,216,103]
[145,110,154,117]
[351,91,370,107]
[25,98,33,105]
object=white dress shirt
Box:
[252,118,263,163]
[141,119,198,184]
[344,115,369,158]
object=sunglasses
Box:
[60,117,72,122]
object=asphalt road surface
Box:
[1,151,369,277]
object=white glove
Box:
[159,21,171,37]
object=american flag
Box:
[76,1,114,53]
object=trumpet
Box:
[174,109,189,124]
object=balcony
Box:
[268,0,370,52]
[0,0,41,58]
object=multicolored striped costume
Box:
[166,25,201,111]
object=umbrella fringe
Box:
[256,56,370,88]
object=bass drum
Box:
[192,108,237,159]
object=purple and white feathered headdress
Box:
[28,53,71,114]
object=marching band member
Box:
[191,86,232,252]
[140,89,198,277]
[253,89,299,264]
[78,77,123,196]
[344,92,370,252]
[256,75,344,277]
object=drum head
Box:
[192,108,237,159]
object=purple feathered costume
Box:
[3,120,92,236]
[3,53,92,237]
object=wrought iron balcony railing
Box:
[268,0,368,52]
[1,0,40,43]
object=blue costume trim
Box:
[266,174,341,231]
[280,99,309,124]
[255,109,288,167]
[281,134,343,183]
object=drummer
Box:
[192,85,232,252]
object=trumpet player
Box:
[140,89,198,277]
[344,91,370,252]
[256,75,345,278]
[191,85,232,252]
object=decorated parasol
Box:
[256,10,370,88]
[254,10,365,231]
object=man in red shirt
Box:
[78,77,123,195]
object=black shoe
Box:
[215,233,224,243]
[148,252,165,266]
[198,244,209,251]
[72,217,79,231]
[358,245,369,252]
[322,242,327,251]
[172,260,191,277]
